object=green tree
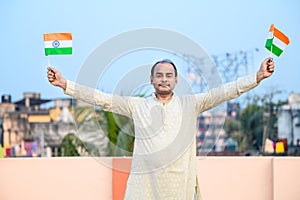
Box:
[96,88,150,156]
[238,104,264,151]
[59,133,88,156]
[73,106,107,156]
[101,111,135,156]
[236,90,287,152]
[72,105,135,157]
[224,119,240,137]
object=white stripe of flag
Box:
[272,37,288,51]
[44,40,72,48]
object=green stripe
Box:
[265,38,273,49]
[45,47,72,56]
[265,39,283,57]
[271,44,283,56]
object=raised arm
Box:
[195,57,275,113]
[47,67,133,117]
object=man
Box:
[47,57,274,199]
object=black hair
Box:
[150,59,178,77]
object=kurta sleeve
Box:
[64,80,133,117]
[195,73,258,114]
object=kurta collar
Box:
[151,92,176,104]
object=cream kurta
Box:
[64,74,258,200]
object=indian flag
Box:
[265,24,289,57]
[43,33,72,56]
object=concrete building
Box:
[196,102,240,155]
[0,93,108,157]
[278,93,300,147]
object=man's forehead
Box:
[154,63,176,73]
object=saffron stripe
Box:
[43,33,72,41]
[269,24,289,45]
[273,27,290,45]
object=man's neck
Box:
[155,92,174,104]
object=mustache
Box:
[158,83,170,86]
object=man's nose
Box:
[161,76,167,81]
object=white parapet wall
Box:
[0,157,300,200]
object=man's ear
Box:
[150,76,153,84]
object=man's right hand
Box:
[256,57,274,84]
[47,67,67,90]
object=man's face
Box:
[150,62,177,95]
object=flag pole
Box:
[269,24,274,59]
[47,56,51,67]
[270,43,273,58]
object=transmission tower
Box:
[212,49,259,82]
[182,48,259,93]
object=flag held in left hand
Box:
[43,33,72,56]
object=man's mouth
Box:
[158,84,170,87]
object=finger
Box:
[47,67,54,72]
[267,63,273,69]
[47,69,54,76]
[47,74,54,78]
[50,67,59,74]
[267,57,273,63]
[264,57,272,66]
[267,66,274,72]
[47,71,55,77]
[267,59,274,67]
[47,67,58,74]
[47,71,56,79]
